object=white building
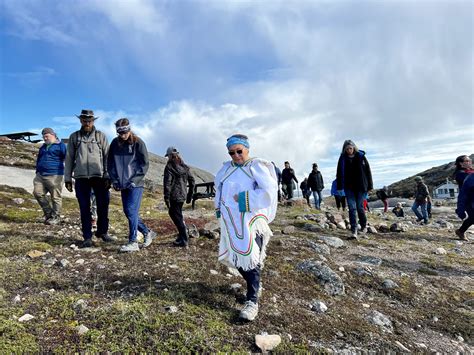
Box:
[433,180,459,199]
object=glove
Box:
[456,209,466,220]
[215,209,221,219]
[104,179,112,190]
[165,200,170,209]
[112,183,121,191]
[186,193,193,204]
[65,182,73,192]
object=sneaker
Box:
[80,239,93,248]
[142,230,157,248]
[348,231,358,240]
[97,234,117,242]
[46,216,61,225]
[360,227,368,234]
[455,229,467,241]
[173,241,188,248]
[239,300,259,321]
[119,242,140,253]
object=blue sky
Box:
[0,0,472,187]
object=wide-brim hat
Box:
[76,109,99,120]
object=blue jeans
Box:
[121,187,149,242]
[312,190,323,209]
[345,189,367,232]
[75,178,110,240]
[412,200,428,223]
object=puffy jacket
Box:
[336,150,373,192]
[457,173,474,216]
[36,140,67,176]
[308,170,324,191]
[414,182,429,203]
[107,136,149,189]
[164,162,195,203]
[64,128,109,182]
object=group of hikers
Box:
[31,109,473,321]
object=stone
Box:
[353,266,373,277]
[13,198,25,204]
[203,220,220,232]
[382,279,399,289]
[296,260,345,296]
[377,223,390,233]
[18,314,34,322]
[210,269,219,275]
[436,219,454,229]
[227,267,241,277]
[187,224,199,238]
[358,256,382,266]
[43,257,57,267]
[395,341,409,352]
[27,250,46,259]
[304,223,323,233]
[255,334,281,352]
[13,294,21,303]
[76,324,89,335]
[165,305,178,313]
[367,310,393,332]
[73,299,87,312]
[308,241,331,255]
[390,222,406,232]
[336,221,346,230]
[434,248,447,255]
[367,226,378,234]
[230,283,242,291]
[168,264,179,269]
[282,225,296,235]
[317,236,345,248]
[58,259,70,268]
[310,300,328,313]
[75,259,85,265]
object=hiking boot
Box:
[360,227,368,234]
[80,239,93,248]
[97,234,117,242]
[455,229,467,241]
[348,231,358,240]
[119,242,140,253]
[239,301,259,321]
[142,230,157,248]
[45,216,60,225]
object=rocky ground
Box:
[0,184,473,353]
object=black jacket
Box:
[163,162,195,203]
[308,170,324,191]
[336,150,373,192]
[282,168,298,184]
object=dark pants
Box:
[334,195,346,210]
[121,187,149,242]
[283,183,294,199]
[238,234,263,303]
[345,189,367,232]
[169,200,187,244]
[75,178,110,240]
[459,207,474,233]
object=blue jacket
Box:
[456,173,474,218]
[36,140,67,176]
[331,179,345,196]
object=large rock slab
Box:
[317,236,345,248]
[296,260,345,296]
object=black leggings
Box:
[168,200,187,243]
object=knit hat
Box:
[165,146,179,157]
[41,127,55,136]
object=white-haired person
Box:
[214,134,278,321]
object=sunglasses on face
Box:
[228,149,244,156]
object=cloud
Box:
[3,66,56,87]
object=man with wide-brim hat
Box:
[65,109,115,248]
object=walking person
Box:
[215,134,277,321]
[331,179,346,211]
[454,155,473,188]
[455,173,474,241]
[163,146,195,247]
[281,161,298,200]
[336,140,373,240]
[108,118,156,252]
[307,163,324,210]
[376,186,389,213]
[64,109,114,248]
[33,127,67,225]
[300,178,310,206]
[411,176,429,225]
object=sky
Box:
[0,0,473,188]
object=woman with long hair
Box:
[107,118,156,252]
[163,146,195,247]
[454,155,473,189]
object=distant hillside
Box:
[0,139,214,190]
[381,154,474,198]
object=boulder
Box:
[367,310,393,332]
[382,279,399,289]
[308,241,331,256]
[282,225,296,235]
[317,236,345,249]
[303,223,323,233]
[187,224,200,238]
[255,334,281,352]
[296,260,345,296]
[358,256,382,266]
[310,300,328,313]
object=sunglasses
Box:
[228,149,244,156]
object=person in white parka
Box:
[214,134,278,321]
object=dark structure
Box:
[0,131,41,143]
[192,181,215,209]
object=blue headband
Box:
[226,136,250,149]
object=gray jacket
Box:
[64,128,109,182]
[107,136,149,189]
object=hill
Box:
[380,154,474,198]
[0,139,214,190]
